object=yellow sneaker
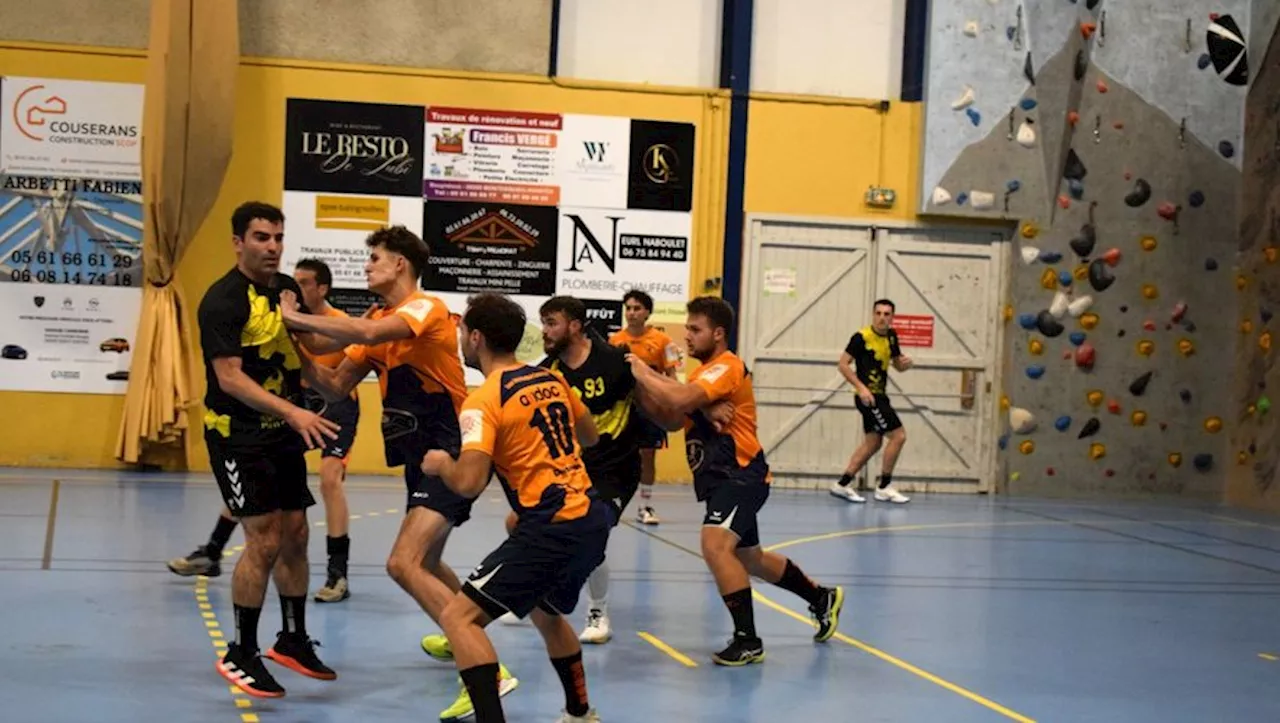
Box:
[421,633,453,661]
[437,664,519,722]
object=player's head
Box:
[685,296,735,361]
[461,292,526,370]
[540,295,587,356]
[230,201,285,280]
[622,289,654,327]
[293,257,332,312]
[872,298,895,333]
[364,225,429,296]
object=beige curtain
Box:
[115,0,239,465]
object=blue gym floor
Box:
[2,469,1279,723]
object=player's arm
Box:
[662,340,681,378]
[297,332,347,356]
[838,334,874,397]
[300,353,372,402]
[565,380,600,448]
[889,332,913,371]
[629,356,715,421]
[422,401,496,499]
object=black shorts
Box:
[404,458,474,527]
[702,482,771,549]
[856,393,903,435]
[206,432,315,518]
[635,415,669,450]
[589,460,641,525]
[462,503,611,620]
[316,395,360,462]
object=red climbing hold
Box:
[1104,469,1115,477]
[1075,343,1096,369]
[1101,248,1122,266]
[1143,320,1156,331]
[1097,79,1109,93]
[1158,202,1178,220]
[1059,195,1071,209]
[1081,22,1097,38]
[1210,12,1220,21]
[1047,467,1056,476]
[1172,302,1187,322]
[1068,111,1081,126]
[1107,399,1121,414]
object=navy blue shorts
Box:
[702,482,771,549]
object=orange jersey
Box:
[460,364,595,523]
[610,326,680,372]
[301,305,358,400]
[684,351,770,491]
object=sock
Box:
[234,604,262,653]
[550,650,590,717]
[208,516,238,555]
[879,473,893,489]
[326,534,350,576]
[640,485,653,500]
[459,663,506,722]
[722,587,756,638]
[837,472,854,487]
[775,559,824,606]
[280,594,307,636]
[586,560,609,613]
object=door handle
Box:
[960,370,977,410]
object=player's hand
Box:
[625,353,651,378]
[420,449,453,476]
[706,400,736,431]
[279,289,301,318]
[898,355,914,370]
[362,303,380,319]
[858,389,874,406]
[287,406,340,449]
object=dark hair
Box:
[622,289,654,312]
[366,225,430,282]
[463,292,526,355]
[540,295,587,325]
[687,296,735,336]
[231,201,284,238]
[873,298,896,312]
[294,258,332,289]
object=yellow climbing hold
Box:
[1140,236,1158,251]
[1010,471,1021,481]
[1204,416,1223,433]
[1238,274,1249,290]
[1000,394,1010,411]
[1086,390,1104,407]
[1088,442,1106,460]
[1041,268,1059,289]
[1080,312,1099,329]
[1131,410,1147,426]
[1136,340,1155,356]
[1242,319,1255,334]
[1021,222,1040,239]
[1247,403,1257,415]
[1178,339,1195,357]
[1004,304,1014,322]
[1074,264,1088,281]
[1019,440,1035,455]
[1168,453,1183,467]
[1029,339,1044,355]
[1261,331,1272,352]
[1266,246,1278,263]
[1238,451,1249,465]
[1141,284,1159,299]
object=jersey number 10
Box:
[529,401,575,459]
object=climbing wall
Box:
[1226,17,1280,512]
[918,1,1279,497]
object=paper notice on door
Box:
[762,267,797,296]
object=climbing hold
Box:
[1038,251,1062,265]
[1198,53,1212,70]
[1189,191,1205,208]
[1074,50,1086,81]
[1142,284,1159,299]
[1063,149,1088,181]
[1073,264,1088,281]
[1054,415,1072,432]
[1017,122,1037,147]
[1047,467,1056,476]
[932,187,953,206]
[1125,179,1152,207]
[951,87,976,110]
[1007,180,1022,194]
[1136,340,1154,356]
[1026,365,1046,379]
[1263,309,1274,322]
[1020,98,1038,111]
[1010,471,1021,482]
[1259,396,1272,414]
[1177,338,1195,356]
[1118,329,1126,337]
[1018,314,1037,332]
[1131,410,1148,426]
[1104,469,1116,477]
[1000,394,1010,411]
[1070,228,1097,258]
[1007,26,1016,41]
[1069,331,1087,346]
[1080,312,1100,330]
[1168,453,1183,468]
[1107,398,1121,414]
[1159,422,1168,431]
[1088,260,1116,292]
[1059,195,1071,209]
[1040,268,1059,290]
[1143,320,1156,331]
[956,192,969,206]
[1036,310,1066,337]
[1085,391,1103,408]
[970,191,995,210]
[1219,140,1235,158]
[1096,79,1109,93]
[1157,202,1179,221]
[1081,22,1097,39]
[1260,331,1272,352]
[1193,453,1213,472]
[1020,246,1040,264]
[1179,389,1192,404]
[1068,110,1081,126]
[1171,302,1187,322]
[1028,339,1044,355]
[1050,291,1070,319]
[1074,342,1096,370]
[1204,416,1223,433]
[1061,350,1072,360]
[1205,258,1218,270]
[1238,451,1249,465]
[1058,270,1074,287]
[1068,179,1085,200]
[966,108,981,126]
[1266,246,1278,263]
[1240,319,1254,333]
[1009,407,1037,434]
[1024,52,1036,85]
[1140,236,1158,251]
[1119,305,1129,313]
[1086,0,1101,9]
[1067,296,1093,318]
[1020,222,1039,239]
[1207,15,1249,86]
[1237,274,1248,290]
[1089,442,1106,460]
[1129,372,1153,396]
[1078,416,1101,438]
[1113,120,1125,130]
[1248,403,1257,415]
[1101,248,1122,266]
[1019,440,1035,455]
[963,20,979,37]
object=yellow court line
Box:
[1260,653,1278,662]
[637,631,698,667]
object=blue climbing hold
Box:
[957,192,970,205]
[1069,331,1087,346]
[998,434,1009,450]
[1020,98,1038,111]
[1006,26,1016,41]
[1197,53,1212,70]
[1219,140,1235,158]
[1007,179,1022,193]
[966,108,982,126]
[1054,415,1072,431]
[1026,365,1046,379]
[1068,179,1085,200]
[1058,270,1073,286]
[1189,191,1205,208]
[1038,250,1063,264]
[1019,313,1038,330]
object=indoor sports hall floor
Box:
[2,469,1279,723]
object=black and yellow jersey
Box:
[539,338,640,480]
[198,267,308,450]
[844,325,901,395]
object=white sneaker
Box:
[498,611,521,625]
[830,482,866,503]
[556,709,600,722]
[874,486,910,504]
[578,609,612,644]
[636,506,660,525]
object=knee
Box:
[320,464,345,494]
[440,595,484,633]
[888,429,906,447]
[247,531,282,564]
[700,527,738,561]
[386,548,423,584]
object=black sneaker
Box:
[810,585,844,643]
[216,642,285,698]
[711,634,765,666]
[266,632,337,680]
[167,546,221,577]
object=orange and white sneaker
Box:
[217,643,285,698]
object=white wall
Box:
[751,0,907,99]
[556,0,722,88]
